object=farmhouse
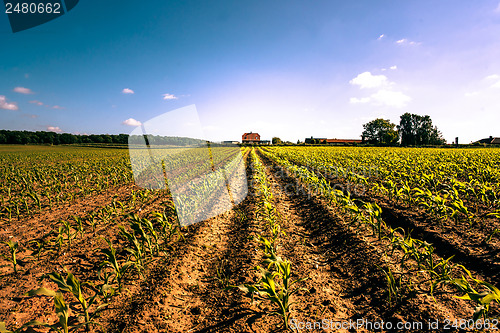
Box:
[305,137,363,145]
[477,136,500,144]
[242,132,267,144]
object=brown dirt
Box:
[1,148,498,332]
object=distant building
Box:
[242,132,261,144]
[477,136,500,144]
[305,136,363,145]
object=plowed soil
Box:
[0,149,498,332]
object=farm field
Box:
[0,144,499,332]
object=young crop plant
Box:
[99,238,134,293]
[2,240,19,274]
[361,202,385,240]
[26,271,108,332]
[379,266,410,305]
[451,267,500,321]
[118,225,146,278]
[60,220,77,250]
[233,257,307,328]
[72,216,85,237]
[0,320,46,333]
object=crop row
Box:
[231,148,305,329]
[260,148,500,322]
[0,148,133,221]
[266,147,500,232]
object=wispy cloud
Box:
[162,93,178,100]
[485,74,500,80]
[349,97,371,104]
[377,34,385,40]
[29,100,65,109]
[122,88,135,94]
[47,126,63,133]
[491,80,500,89]
[495,2,500,12]
[390,65,397,70]
[122,118,142,126]
[13,87,34,94]
[0,95,18,110]
[350,90,411,108]
[22,114,38,118]
[349,72,390,89]
[395,38,420,46]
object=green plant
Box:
[99,238,133,292]
[118,226,146,277]
[0,320,45,333]
[25,288,71,333]
[233,257,306,328]
[28,271,107,332]
[451,267,500,321]
[60,220,77,250]
[2,241,19,273]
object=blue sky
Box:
[1,0,500,143]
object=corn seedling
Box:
[25,288,70,333]
[99,238,134,292]
[233,257,306,328]
[60,220,77,250]
[28,271,107,332]
[451,267,500,321]
[2,241,19,273]
[118,226,146,277]
[0,320,46,333]
[485,228,499,243]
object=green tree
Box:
[398,113,445,146]
[272,137,282,145]
[362,118,398,144]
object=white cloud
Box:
[47,126,62,133]
[13,87,34,94]
[377,34,385,40]
[122,118,142,126]
[495,2,500,12]
[390,65,397,70]
[485,74,500,80]
[396,38,420,46]
[350,90,411,108]
[52,105,64,109]
[491,80,500,88]
[0,95,18,110]
[465,91,479,97]
[349,72,390,89]
[162,93,178,100]
[122,88,134,94]
[29,100,44,106]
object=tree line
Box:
[362,113,447,146]
[0,130,205,146]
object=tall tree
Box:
[361,118,398,144]
[398,113,446,146]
